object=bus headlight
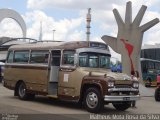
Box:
[133,82,139,88]
[108,81,114,88]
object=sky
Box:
[0,0,160,60]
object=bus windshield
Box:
[79,52,110,69]
[141,59,160,74]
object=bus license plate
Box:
[123,97,130,101]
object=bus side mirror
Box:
[74,54,78,66]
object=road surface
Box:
[0,83,159,120]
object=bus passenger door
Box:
[48,50,61,95]
[58,50,76,99]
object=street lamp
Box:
[52,30,56,41]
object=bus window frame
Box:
[29,50,50,65]
[13,50,30,64]
[49,49,62,67]
[61,49,76,66]
[6,50,14,63]
[78,52,111,69]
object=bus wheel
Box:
[84,87,103,113]
[155,88,160,101]
[18,82,29,100]
[112,101,131,111]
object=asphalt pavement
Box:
[0,83,159,120]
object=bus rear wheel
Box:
[155,88,160,101]
[18,82,35,100]
[112,101,131,111]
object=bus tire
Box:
[27,93,35,100]
[112,101,131,111]
[83,87,103,113]
[18,82,29,100]
[155,88,160,101]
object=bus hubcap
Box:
[86,92,98,108]
[19,83,26,97]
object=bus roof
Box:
[8,41,109,51]
[140,58,160,63]
[142,44,160,50]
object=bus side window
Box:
[62,50,75,65]
[30,51,49,64]
[14,51,29,63]
[7,51,14,63]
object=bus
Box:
[141,58,160,87]
[0,62,4,82]
[141,45,160,87]
[3,40,140,113]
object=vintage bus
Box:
[141,58,160,87]
[3,40,140,113]
[141,44,160,87]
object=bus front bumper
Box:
[104,95,140,102]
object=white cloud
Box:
[141,11,160,45]
[144,26,160,45]
[27,0,125,10]
[25,10,84,41]
[67,30,84,41]
[26,0,160,45]
[0,10,83,41]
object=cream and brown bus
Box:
[3,40,140,113]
